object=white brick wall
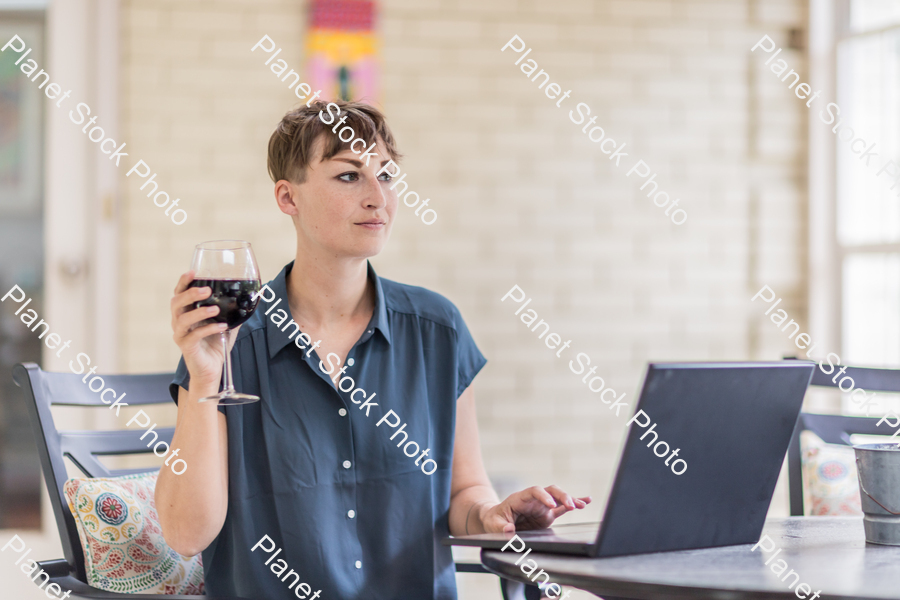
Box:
[118,1,809,597]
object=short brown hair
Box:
[267,100,402,183]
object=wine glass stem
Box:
[221,331,235,395]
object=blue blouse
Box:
[170,261,487,600]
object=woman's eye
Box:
[378,172,393,182]
[338,172,359,182]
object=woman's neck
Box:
[285,250,373,330]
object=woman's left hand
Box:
[480,486,592,534]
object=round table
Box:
[480,517,900,599]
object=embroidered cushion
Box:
[64,472,205,595]
[799,430,862,516]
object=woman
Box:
[157,99,590,600]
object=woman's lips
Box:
[356,220,385,231]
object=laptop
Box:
[446,361,815,557]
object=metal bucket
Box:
[854,443,900,545]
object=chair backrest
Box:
[785,359,900,516]
[12,362,176,583]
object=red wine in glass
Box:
[189,241,261,405]
[188,279,261,329]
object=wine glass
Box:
[188,240,261,404]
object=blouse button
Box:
[355,560,362,569]
[339,408,347,417]
[342,460,352,469]
[347,358,355,366]
[347,509,356,519]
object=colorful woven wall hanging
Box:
[306,0,378,103]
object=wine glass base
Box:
[198,392,260,405]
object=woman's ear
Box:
[274,180,299,216]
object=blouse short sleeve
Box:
[453,308,487,398]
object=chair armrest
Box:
[455,561,491,574]
[37,560,250,600]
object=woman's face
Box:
[280,136,398,260]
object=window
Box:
[814,0,900,418]
[837,1,900,370]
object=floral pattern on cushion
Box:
[64,472,205,595]
[800,430,863,516]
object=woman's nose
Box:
[364,175,388,208]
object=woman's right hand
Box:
[170,271,233,387]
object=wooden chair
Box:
[785,359,900,516]
[13,362,535,599]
